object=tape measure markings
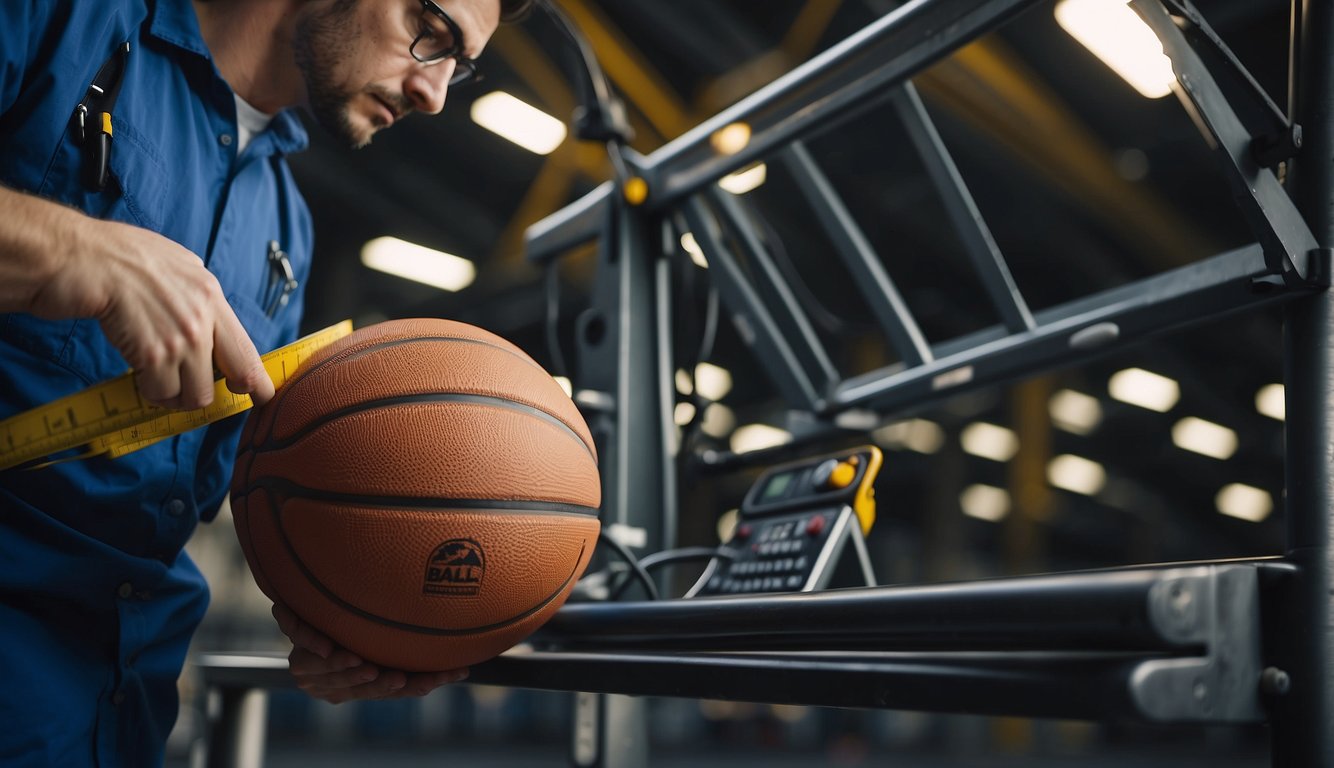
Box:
[0,320,352,471]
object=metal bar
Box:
[1136,0,1321,284]
[832,244,1313,415]
[778,141,935,366]
[526,181,612,264]
[535,563,1269,653]
[681,195,823,410]
[640,0,1045,207]
[1272,0,1334,763]
[706,187,841,389]
[475,649,1148,721]
[890,82,1036,333]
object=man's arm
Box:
[0,185,274,408]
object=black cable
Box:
[640,546,735,572]
[596,530,659,600]
[608,547,736,601]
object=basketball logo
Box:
[424,539,486,596]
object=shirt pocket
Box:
[37,110,168,233]
[226,292,282,360]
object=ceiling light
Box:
[695,363,733,401]
[730,423,792,454]
[674,401,697,426]
[700,403,736,438]
[1108,367,1179,412]
[1171,416,1238,460]
[553,376,573,398]
[360,236,475,291]
[1256,383,1284,421]
[1054,0,1177,98]
[710,122,752,155]
[961,422,1019,462]
[470,91,567,155]
[680,232,709,268]
[1047,454,1107,495]
[719,163,767,195]
[1215,483,1273,522]
[675,369,694,396]
[1049,389,1102,435]
[872,419,945,454]
[960,484,1011,522]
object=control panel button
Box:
[805,515,826,536]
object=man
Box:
[0,0,531,764]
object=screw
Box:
[1261,667,1291,696]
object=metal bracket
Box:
[1132,565,1263,721]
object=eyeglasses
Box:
[410,0,480,86]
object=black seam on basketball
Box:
[269,489,590,636]
[249,476,600,517]
[271,334,594,456]
[250,392,596,468]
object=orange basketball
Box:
[230,318,600,672]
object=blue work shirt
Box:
[0,0,312,765]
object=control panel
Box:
[687,446,882,597]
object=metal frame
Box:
[196,0,1333,764]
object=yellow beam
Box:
[780,0,843,62]
[554,0,693,141]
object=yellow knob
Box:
[623,176,649,206]
[827,461,857,489]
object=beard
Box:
[293,0,377,149]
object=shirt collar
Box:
[148,0,213,60]
[149,0,310,156]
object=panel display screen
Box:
[761,470,796,501]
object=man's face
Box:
[293,0,501,148]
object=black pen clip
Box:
[75,41,130,191]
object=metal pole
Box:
[202,686,269,768]
[1274,0,1334,764]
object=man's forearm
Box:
[0,185,87,315]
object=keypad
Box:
[699,510,834,595]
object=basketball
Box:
[229,318,601,672]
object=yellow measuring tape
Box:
[0,320,353,471]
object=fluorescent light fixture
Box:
[695,363,733,401]
[675,369,694,396]
[1171,416,1238,460]
[719,162,767,195]
[1047,454,1107,495]
[872,418,945,454]
[1049,389,1103,435]
[680,232,709,268]
[960,484,1011,522]
[1256,383,1285,421]
[674,401,697,426]
[961,422,1019,462]
[700,403,736,438]
[470,91,567,155]
[1054,0,1176,98]
[711,122,752,155]
[1215,483,1273,523]
[553,376,573,398]
[1108,367,1179,412]
[360,236,475,291]
[730,423,792,454]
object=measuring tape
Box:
[0,320,353,471]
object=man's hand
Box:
[272,604,470,704]
[0,186,274,410]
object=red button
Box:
[805,515,826,536]
[736,524,753,541]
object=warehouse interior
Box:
[171,0,1307,764]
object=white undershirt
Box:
[233,94,275,154]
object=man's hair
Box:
[499,0,536,23]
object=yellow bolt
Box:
[623,176,649,206]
